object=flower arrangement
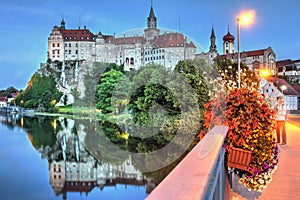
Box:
[202,88,279,192]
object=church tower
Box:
[209,26,217,54]
[144,3,160,40]
[223,26,235,54]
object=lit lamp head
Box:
[237,10,255,27]
[281,85,287,91]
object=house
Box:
[0,96,8,107]
[262,77,300,110]
[276,59,300,84]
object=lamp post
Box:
[237,18,241,88]
[236,11,254,88]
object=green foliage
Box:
[96,69,127,114]
[174,60,211,110]
[0,86,18,98]
[13,73,62,111]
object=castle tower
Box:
[223,26,235,54]
[144,3,160,41]
[147,5,157,29]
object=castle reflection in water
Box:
[0,114,160,198]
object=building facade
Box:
[276,59,300,84]
[218,27,277,75]
[47,6,197,71]
[262,77,300,110]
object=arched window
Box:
[130,58,134,65]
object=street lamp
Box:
[281,85,287,95]
[237,11,254,88]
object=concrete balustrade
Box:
[146,125,229,200]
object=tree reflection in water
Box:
[0,114,186,198]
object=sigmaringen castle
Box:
[42,4,300,110]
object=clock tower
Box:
[144,4,160,40]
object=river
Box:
[0,114,186,200]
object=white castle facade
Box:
[47,6,197,71]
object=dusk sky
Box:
[1,0,299,90]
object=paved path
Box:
[232,120,300,200]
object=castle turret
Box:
[60,18,66,30]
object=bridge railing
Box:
[146,125,229,200]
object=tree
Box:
[13,73,62,112]
[96,69,126,114]
[215,58,259,91]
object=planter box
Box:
[227,147,252,171]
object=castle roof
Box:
[61,28,94,42]
[153,32,196,48]
[105,32,196,49]
[107,36,145,45]
[218,48,269,59]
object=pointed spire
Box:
[210,26,216,38]
[209,26,217,53]
[147,1,157,29]
[60,17,66,30]
[149,5,155,18]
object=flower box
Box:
[227,147,252,171]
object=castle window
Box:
[52,50,55,54]
[75,50,78,54]
[57,43,60,47]
[69,43,71,47]
[69,50,71,54]
[130,58,134,65]
[52,43,55,47]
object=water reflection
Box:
[0,114,181,199]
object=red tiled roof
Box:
[267,77,300,96]
[107,36,145,45]
[61,29,94,41]
[218,48,268,59]
[153,33,196,48]
[11,92,18,97]
[244,49,266,57]
[0,96,8,102]
[105,32,196,49]
[292,84,300,94]
[276,59,293,67]
[217,54,234,60]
